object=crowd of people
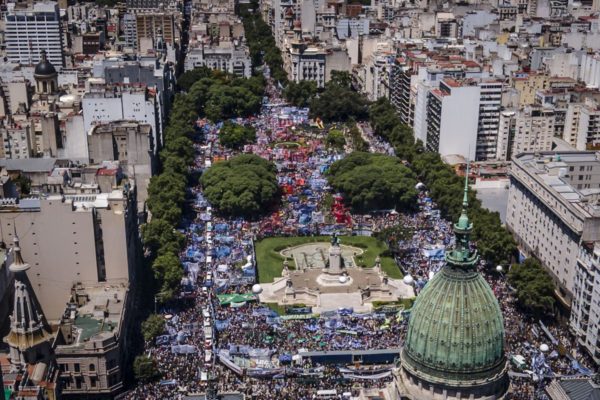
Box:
[126,72,595,400]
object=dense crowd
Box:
[126,73,595,400]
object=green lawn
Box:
[255,236,402,283]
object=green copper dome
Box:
[402,164,507,389]
[402,267,506,384]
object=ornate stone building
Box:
[396,170,509,400]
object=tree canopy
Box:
[239,6,288,83]
[152,253,184,302]
[219,121,257,149]
[326,129,346,150]
[508,258,556,317]
[142,314,166,342]
[309,83,369,122]
[187,73,264,122]
[283,81,318,107]
[177,66,213,92]
[368,98,516,266]
[201,154,279,218]
[328,152,418,213]
[134,355,160,382]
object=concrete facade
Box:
[425,79,480,161]
[507,151,600,304]
[56,282,131,398]
[4,2,65,67]
[0,184,139,322]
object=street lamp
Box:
[252,284,263,295]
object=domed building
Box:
[397,171,509,400]
[34,49,58,96]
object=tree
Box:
[152,253,183,301]
[328,152,418,213]
[348,124,369,152]
[329,70,353,89]
[508,258,556,317]
[283,81,318,107]
[162,136,195,165]
[177,66,213,91]
[13,174,31,196]
[133,355,160,382]
[368,98,517,265]
[326,129,346,150]
[141,219,185,255]
[309,85,369,122]
[240,11,288,83]
[147,172,187,207]
[142,314,166,342]
[219,122,256,149]
[201,154,279,218]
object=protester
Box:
[126,69,593,400]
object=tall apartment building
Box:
[391,54,497,159]
[567,100,600,150]
[476,80,503,161]
[390,59,413,126]
[496,106,556,160]
[570,242,600,364]
[123,13,138,49]
[580,53,600,89]
[424,79,480,161]
[4,1,65,67]
[0,165,140,322]
[507,151,600,305]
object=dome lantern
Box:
[400,159,509,399]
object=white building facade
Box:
[507,151,600,305]
[4,2,64,67]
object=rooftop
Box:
[58,282,128,349]
[0,158,57,173]
[512,151,600,218]
[546,378,600,400]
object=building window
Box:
[89,364,95,372]
[74,363,80,372]
[90,377,97,388]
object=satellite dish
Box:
[496,265,504,273]
[540,344,549,353]
[403,274,414,285]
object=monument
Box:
[258,234,413,313]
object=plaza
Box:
[258,238,414,313]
